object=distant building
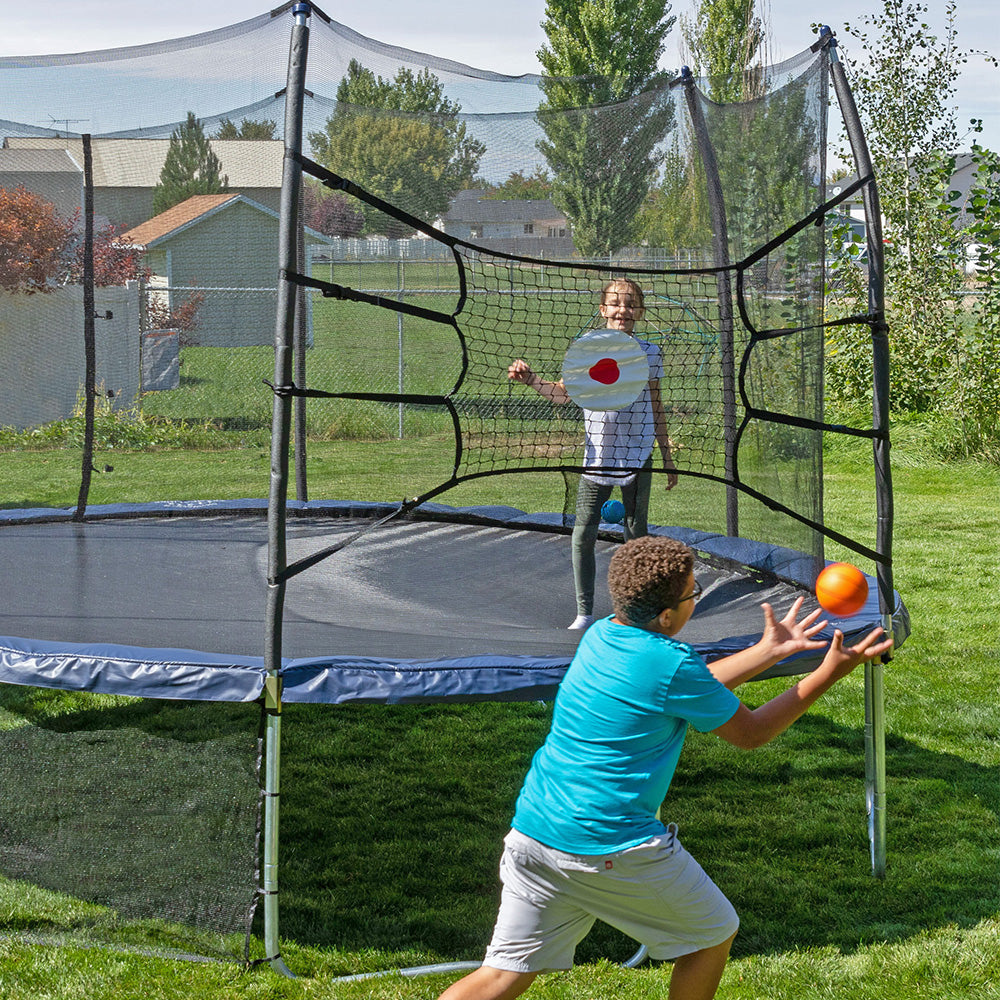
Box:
[2,137,284,229]
[121,193,334,347]
[441,189,575,257]
[0,146,83,220]
[831,153,993,273]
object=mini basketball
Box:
[601,499,625,523]
[815,562,869,617]
[561,328,649,410]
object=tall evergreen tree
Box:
[535,0,676,257]
[680,0,767,103]
[152,112,229,215]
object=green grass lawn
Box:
[0,418,997,997]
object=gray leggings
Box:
[571,466,652,615]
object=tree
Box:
[214,118,277,140]
[308,60,485,239]
[152,112,229,215]
[480,167,554,201]
[65,223,150,287]
[302,180,364,238]
[0,185,74,294]
[638,143,709,254]
[831,0,999,421]
[535,0,676,257]
[642,0,815,273]
[679,0,768,103]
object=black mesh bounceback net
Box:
[0,1,892,970]
[287,40,832,570]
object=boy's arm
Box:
[707,598,827,690]
[712,626,893,750]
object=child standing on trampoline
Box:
[436,535,893,1000]
[508,277,678,630]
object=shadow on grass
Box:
[269,703,1000,964]
[2,694,996,967]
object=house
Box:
[831,153,993,273]
[2,137,284,229]
[0,147,83,220]
[121,193,335,348]
[441,189,575,257]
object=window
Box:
[523,223,533,234]
[470,225,482,238]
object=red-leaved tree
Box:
[0,185,75,294]
[303,182,364,238]
[67,223,151,287]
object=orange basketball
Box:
[815,562,869,617]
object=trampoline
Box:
[0,500,906,702]
[0,499,908,977]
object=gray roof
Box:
[444,189,567,224]
[0,147,81,173]
[3,137,283,188]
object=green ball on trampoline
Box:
[601,499,625,524]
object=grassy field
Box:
[1,294,997,999]
[0,427,997,998]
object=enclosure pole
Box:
[294,190,308,501]
[74,133,96,519]
[398,259,405,439]
[263,2,312,977]
[822,27,891,878]
[680,68,739,536]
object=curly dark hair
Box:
[608,536,694,625]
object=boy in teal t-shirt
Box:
[437,536,892,1000]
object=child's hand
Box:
[508,359,535,384]
[758,597,828,661]
[822,626,894,680]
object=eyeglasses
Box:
[678,580,703,604]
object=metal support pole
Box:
[680,68,739,536]
[263,2,312,977]
[822,26,892,878]
[75,133,96,519]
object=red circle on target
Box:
[589,358,621,384]
[562,329,648,410]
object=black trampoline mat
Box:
[1,513,812,662]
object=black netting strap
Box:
[740,406,888,441]
[264,378,451,408]
[282,268,460,325]
[725,462,886,565]
[737,172,874,273]
[292,151,461,247]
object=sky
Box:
[1,0,997,151]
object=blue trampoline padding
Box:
[0,636,267,702]
[0,636,571,704]
[280,654,572,705]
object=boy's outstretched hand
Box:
[821,626,894,681]
[757,597,828,663]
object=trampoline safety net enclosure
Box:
[0,1,905,976]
